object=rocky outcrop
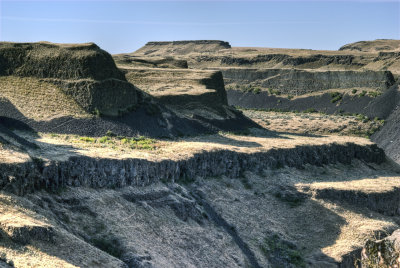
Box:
[359,229,400,267]
[113,55,189,69]
[216,54,363,68]
[0,42,141,115]
[220,68,395,95]
[124,69,227,107]
[0,142,385,195]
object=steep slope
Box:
[372,83,400,163]
[0,42,255,138]
[0,129,399,267]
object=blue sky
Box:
[1,0,399,54]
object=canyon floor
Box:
[1,123,400,267]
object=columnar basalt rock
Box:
[220,68,395,95]
[0,142,385,195]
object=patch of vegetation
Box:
[219,129,251,136]
[98,136,110,143]
[231,84,263,94]
[79,137,96,143]
[73,133,156,150]
[374,117,385,125]
[352,89,358,94]
[330,92,343,103]
[268,88,281,95]
[129,136,156,150]
[106,130,116,137]
[90,233,124,258]
[368,91,382,98]
[259,234,306,268]
[359,90,367,97]
[287,95,294,100]
[93,108,103,117]
[355,114,369,123]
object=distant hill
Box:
[134,40,231,56]
[339,39,400,52]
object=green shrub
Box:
[259,234,306,268]
[91,235,123,258]
[352,89,358,94]
[106,130,115,137]
[368,91,381,98]
[355,114,369,123]
[80,137,95,143]
[330,92,342,103]
[268,88,281,95]
[253,87,261,94]
[359,90,367,97]
[287,95,294,100]
[93,108,102,117]
[98,136,110,143]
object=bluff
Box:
[0,42,141,115]
[219,68,395,95]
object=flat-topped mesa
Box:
[0,42,125,80]
[145,40,231,48]
[0,42,141,115]
[134,40,231,56]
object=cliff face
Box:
[120,67,246,128]
[0,42,140,115]
[0,141,385,195]
[220,68,394,95]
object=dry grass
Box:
[0,193,123,268]
[199,161,400,265]
[241,109,384,137]
[124,68,218,97]
[0,76,89,120]
[0,127,398,267]
[15,130,373,163]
